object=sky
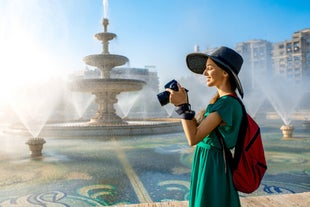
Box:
[0,0,310,88]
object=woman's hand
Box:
[166,83,188,106]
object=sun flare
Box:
[0,0,70,102]
[0,0,72,135]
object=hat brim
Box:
[186,53,244,98]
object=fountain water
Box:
[69,92,95,120]
[9,82,64,137]
[163,104,175,118]
[118,86,169,119]
[116,92,141,118]
[7,80,65,157]
[243,87,266,118]
[259,76,305,138]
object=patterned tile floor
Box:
[0,123,309,206]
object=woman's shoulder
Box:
[217,95,240,105]
[210,95,242,112]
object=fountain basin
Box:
[95,32,116,42]
[83,54,128,68]
[7,119,183,138]
[70,79,145,93]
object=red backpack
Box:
[216,96,267,193]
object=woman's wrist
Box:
[175,103,190,114]
[175,103,195,120]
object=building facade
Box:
[235,40,273,91]
[199,28,310,89]
[272,28,310,82]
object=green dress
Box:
[189,95,242,207]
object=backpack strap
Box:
[215,128,230,174]
[214,94,246,174]
[227,95,249,166]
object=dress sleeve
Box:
[209,96,243,148]
[210,97,236,128]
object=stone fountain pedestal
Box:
[26,137,46,157]
[280,125,295,139]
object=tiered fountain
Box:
[5,3,182,138]
[63,16,182,136]
[70,18,145,125]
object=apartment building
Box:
[273,28,310,82]
[235,40,273,90]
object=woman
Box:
[166,46,244,207]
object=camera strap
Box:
[175,103,195,120]
[175,104,191,115]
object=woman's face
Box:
[203,58,226,87]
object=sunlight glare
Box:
[0,0,69,102]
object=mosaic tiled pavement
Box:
[0,123,309,206]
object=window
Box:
[293,42,300,52]
[286,43,292,53]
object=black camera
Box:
[157,79,179,106]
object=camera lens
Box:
[157,91,170,106]
[157,79,179,106]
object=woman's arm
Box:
[181,111,222,146]
[166,83,222,146]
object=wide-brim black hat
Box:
[186,46,244,98]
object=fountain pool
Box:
[6,119,183,137]
[0,123,309,206]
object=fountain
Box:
[280,125,295,139]
[26,137,46,157]
[259,76,306,139]
[4,1,182,138]
[69,17,145,125]
[7,81,65,157]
